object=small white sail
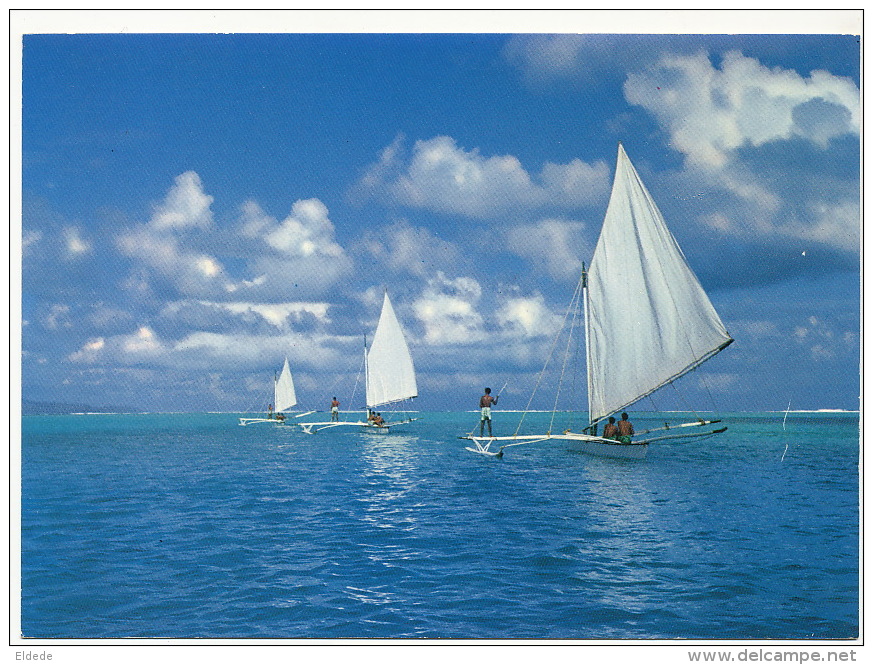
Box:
[366,292,417,408]
[274,357,297,413]
[239,357,298,426]
[586,144,733,425]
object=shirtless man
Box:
[616,412,635,443]
[331,397,340,421]
[478,387,499,437]
[602,416,619,440]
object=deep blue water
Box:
[20,411,859,640]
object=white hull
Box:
[299,420,366,434]
[362,425,390,434]
[565,436,648,460]
[361,417,420,434]
[239,417,288,426]
[464,432,648,459]
[300,417,420,434]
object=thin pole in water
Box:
[781,400,791,462]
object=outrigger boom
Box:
[461,431,649,460]
[461,418,727,459]
[300,417,420,435]
[634,418,722,436]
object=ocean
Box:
[19,411,859,640]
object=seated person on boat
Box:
[616,412,634,443]
[602,416,619,440]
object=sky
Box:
[16,11,862,414]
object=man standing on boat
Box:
[478,387,499,437]
[617,412,635,443]
[331,397,340,422]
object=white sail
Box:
[366,292,417,408]
[274,357,297,413]
[586,144,733,425]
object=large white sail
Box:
[366,292,417,408]
[274,357,297,413]
[586,144,733,425]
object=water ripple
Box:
[21,412,859,639]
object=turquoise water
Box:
[20,411,859,639]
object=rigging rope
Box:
[668,381,700,420]
[697,370,721,414]
[567,302,584,433]
[514,273,587,437]
[349,352,366,409]
[549,277,584,434]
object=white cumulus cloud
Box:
[118,225,230,297]
[123,326,163,353]
[624,50,859,253]
[42,304,72,330]
[625,50,859,169]
[263,199,344,258]
[413,272,485,345]
[68,326,164,363]
[236,199,352,298]
[67,337,105,362]
[117,171,231,298]
[505,218,590,282]
[67,323,347,371]
[120,176,352,303]
[358,135,609,218]
[23,229,42,254]
[63,226,90,257]
[361,219,466,278]
[195,301,331,327]
[150,171,214,230]
[496,294,564,338]
[791,314,856,362]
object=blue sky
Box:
[18,12,861,413]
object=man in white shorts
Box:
[478,387,499,437]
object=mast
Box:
[363,334,368,411]
[581,262,596,435]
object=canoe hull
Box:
[464,432,648,459]
[565,436,648,459]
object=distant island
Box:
[22,399,142,415]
